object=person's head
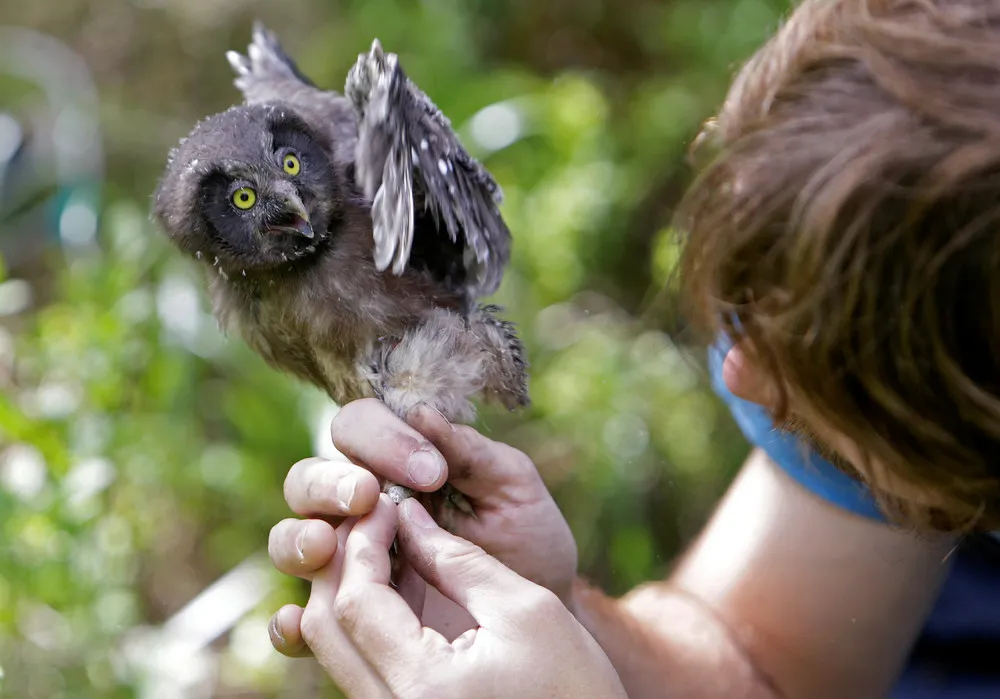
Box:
[678,0,1000,533]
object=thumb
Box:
[397,498,552,628]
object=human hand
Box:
[267,398,579,655]
[298,493,627,699]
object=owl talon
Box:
[441,483,477,520]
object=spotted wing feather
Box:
[346,40,511,299]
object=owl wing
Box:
[345,40,512,299]
[226,21,317,97]
[226,22,358,162]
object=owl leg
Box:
[365,308,488,528]
[382,481,472,524]
[368,308,485,424]
[366,305,529,417]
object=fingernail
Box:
[295,523,311,563]
[407,449,444,487]
[403,499,437,529]
[269,615,285,647]
[407,402,448,428]
[337,474,358,510]
[406,403,429,421]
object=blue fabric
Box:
[706,341,884,521]
[707,338,1000,697]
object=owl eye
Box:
[282,153,301,176]
[232,187,257,210]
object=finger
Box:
[331,399,448,492]
[329,516,358,582]
[407,404,541,502]
[397,498,555,628]
[268,519,359,654]
[269,518,338,579]
[393,556,428,619]
[298,520,396,699]
[322,494,447,671]
[284,456,382,517]
[269,604,314,658]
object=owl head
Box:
[153,103,345,274]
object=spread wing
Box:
[226,21,317,96]
[345,40,512,299]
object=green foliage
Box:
[0,0,791,696]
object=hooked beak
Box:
[267,191,314,239]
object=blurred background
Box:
[0,0,792,697]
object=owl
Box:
[152,23,529,507]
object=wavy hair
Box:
[678,0,1000,532]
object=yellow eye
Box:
[232,187,256,210]
[282,153,301,176]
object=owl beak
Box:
[268,193,315,239]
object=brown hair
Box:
[678,0,1000,532]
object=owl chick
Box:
[152,23,529,509]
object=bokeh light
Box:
[0,1,793,696]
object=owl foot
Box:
[383,481,415,504]
[382,480,475,535]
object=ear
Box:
[722,344,780,409]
